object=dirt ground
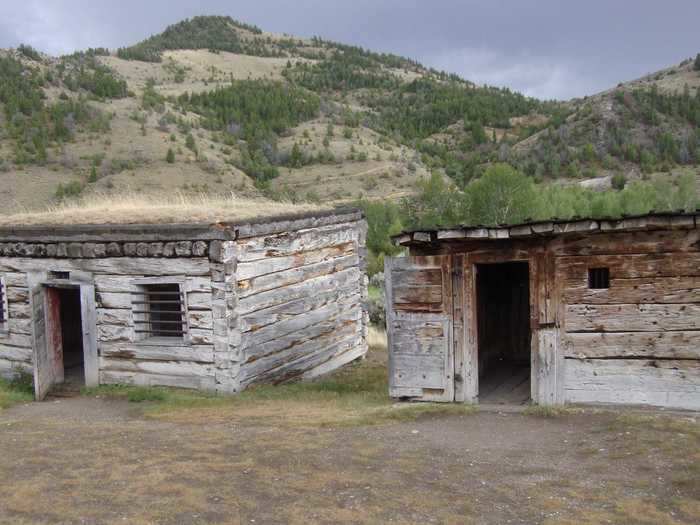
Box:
[1,393,698,525]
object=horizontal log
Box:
[237,267,360,316]
[99,342,215,363]
[240,328,361,387]
[554,230,700,256]
[9,303,31,320]
[236,243,355,280]
[563,276,700,304]
[241,295,361,350]
[242,308,362,362]
[564,358,700,410]
[239,287,357,333]
[0,345,32,362]
[3,272,27,288]
[237,254,358,299]
[0,257,211,277]
[564,331,700,359]
[99,370,217,391]
[235,210,362,239]
[557,253,700,280]
[0,332,32,348]
[99,356,214,378]
[6,318,31,335]
[94,275,211,293]
[5,287,28,303]
[236,222,359,262]
[566,304,700,332]
[0,358,32,376]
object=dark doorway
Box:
[476,262,531,404]
[57,288,84,388]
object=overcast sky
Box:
[0,0,698,100]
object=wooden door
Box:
[385,255,455,402]
[31,285,58,400]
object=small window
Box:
[588,268,610,289]
[132,282,187,340]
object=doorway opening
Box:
[47,287,85,391]
[475,262,531,404]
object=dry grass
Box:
[0,192,329,226]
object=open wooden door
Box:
[385,255,455,402]
[31,285,59,400]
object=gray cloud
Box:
[0,0,698,100]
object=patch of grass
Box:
[523,404,578,418]
[0,371,34,409]
[81,384,222,406]
[104,346,475,427]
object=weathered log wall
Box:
[557,232,700,410]
[0,256,219,390]
[235,219,368,389]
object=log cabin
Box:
[386,211,700,410]
[0,206,368,399]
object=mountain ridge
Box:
[0,15,697,214]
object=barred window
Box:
[131,282,187,340]
[588,268,610,289]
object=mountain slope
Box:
[0,16,697,214]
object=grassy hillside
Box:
[0,15,697,215]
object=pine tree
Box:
[166,148,175,163]
[695,53,700,71]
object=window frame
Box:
[130,276,190,345]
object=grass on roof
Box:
[0,192,328,227]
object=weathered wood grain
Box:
[236,223,359,262]
[563,276,700,304]
[564,358,700,409]
[565,304,700,332]
[237,254,358,299]
[94,275,211,293]
[236,243,355,280]
[237,268,360,315]
[100,343,215,363]
[240,295,361,350]
[557,253,700,280]
[554,229,700,256]
[564,331,700,359]
[0,257,211,276]
[99,370,217,390]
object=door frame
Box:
[457,253,536,404]
[30,276,98,399]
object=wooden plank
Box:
[94,275,211,293]
[99,356,214,377]
[391,354,446,389]
[239,287,357,333]
[564,331,700,359]
[239,323,360,384]
[99,343,215,363]
[558,253,700,280]
[237,254,358,299]
[0,257,211,276]
[0,358,32,376]
[237,268,360,316]
[99,370,217,390]
[564,358,700,410]
[236,243,355,280]
[242,308,361,362]
[393,285,443,308]
[240,294,360,350]
[0,346,32,362]
[565,304,700,332]
[236,223,359,262]
[564,276,700,304]
[533,328,563,406]
[554,229,700,256]
[235,210,362,239]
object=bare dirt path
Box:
[1,396,698,525]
